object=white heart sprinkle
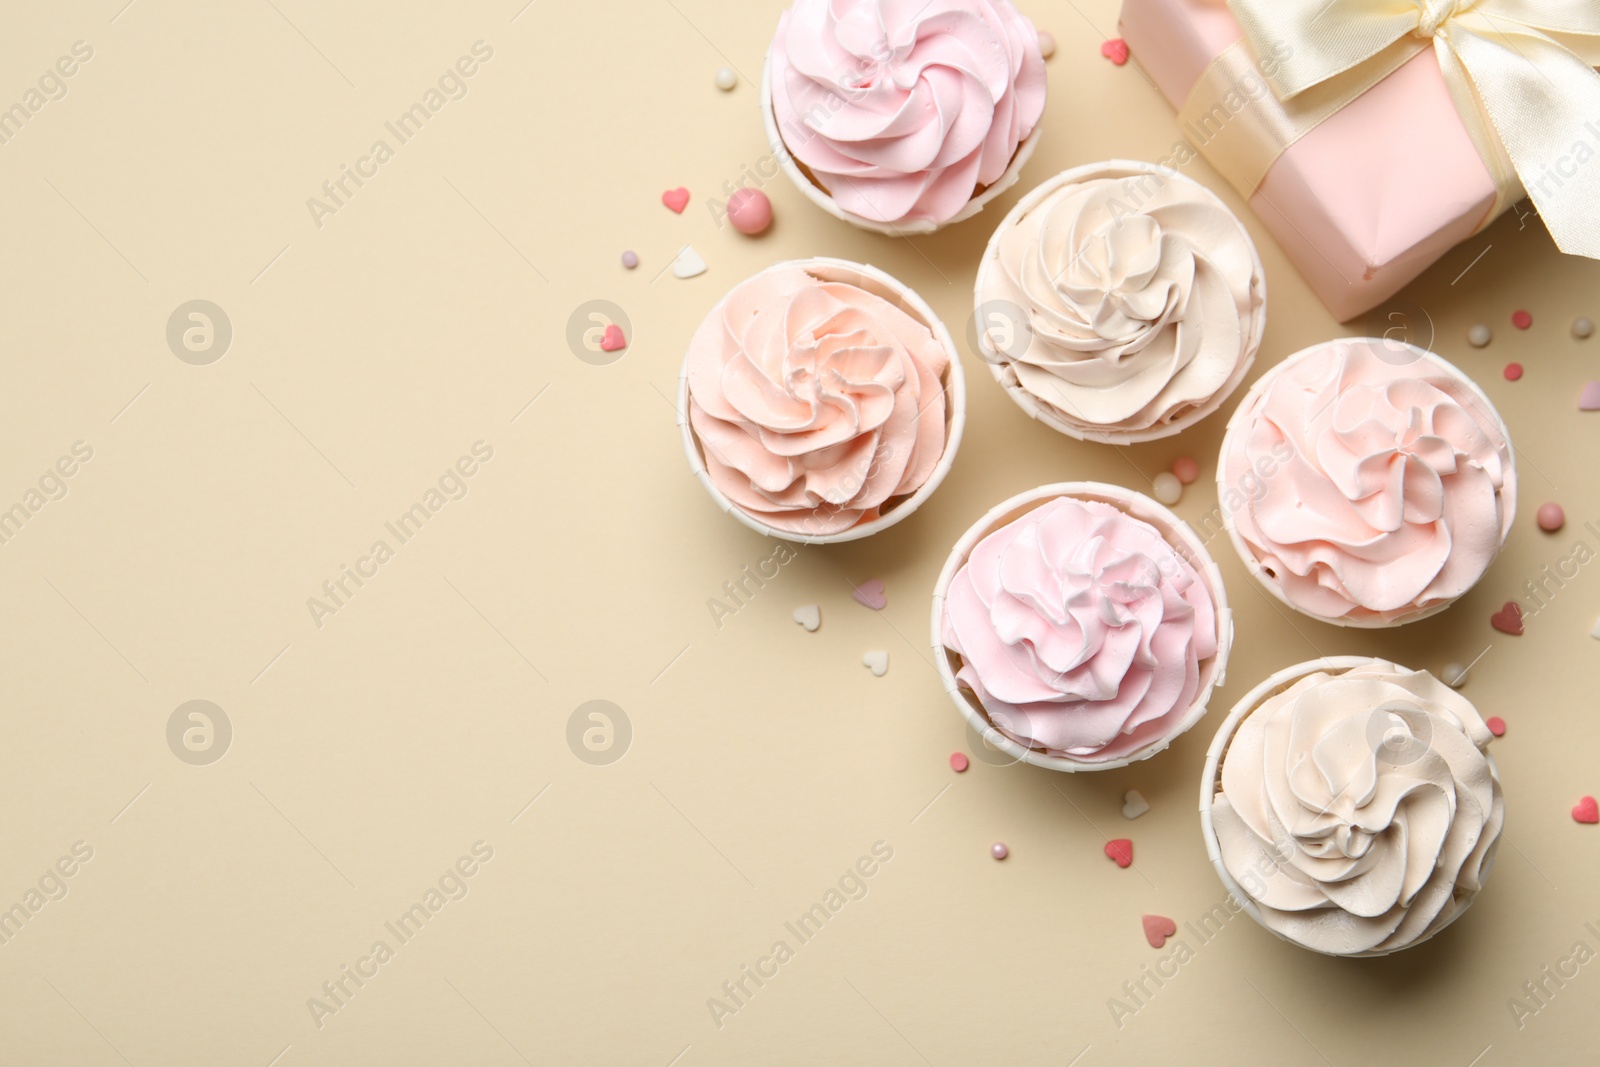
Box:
[672,245,707,279]
[792,605,820,632]
[862,650,888,677]
[1121,790,1150,820]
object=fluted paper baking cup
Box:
[973,160,1266,445]
[679,257,966,545]
[931,481,1233,772]
[759,54,1041,236]
[1198,656,1502,958]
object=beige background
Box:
[2,0,1598,1064]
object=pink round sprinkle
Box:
[1171,456,1199,485]
[621,250,638,269]
[727,188,773,236]
[1537,502,1565,532]
[1512,310,1533,330]
[950,752,969,773]
[990,842,1009,860]
[1485,716,1507,737]
[1503,362,1523,381]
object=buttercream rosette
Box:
[764,0,1047,232]
[975,162,1266,442]
[1219,339,1515,626]
[1201,658,1504,957]
[933,483,1231,770]
[681,259,962,541]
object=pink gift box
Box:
[1119,0,1503,322]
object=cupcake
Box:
[1218,339,1516,627]
[975,161,1266,443]
[679,258,964,543]
[933,482,1232,770]
[1200,657,1504,957]
[763,0,1047,234]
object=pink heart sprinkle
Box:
[1574,796,1598,824]
[1486,716,1506,737]
[1104,839,1133,868]
[1101,38,1130,65]
[1579,381,1600,410]
[852,578,887,611]
[1490,602,1524,636]
[661,187,690,214]
[1142,914,1177,948]
[599,324,626,352]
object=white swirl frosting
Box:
[1210,661,1503,956]
[980,167,1264,436]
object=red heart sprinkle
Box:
[1574,796,1599,824]
[1104,839,1133,868]
[1100,38,1130,65]
[1512,310,1533,330]
[1485,716,1506,737]
[1490,602,1523,635]
[599,324,626,352]
[1142,914,1177,948]
[662,187,690,213]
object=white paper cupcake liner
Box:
[759,54,1041,236]
[679,257,966,545]
[1198,656,1502,957]
[972,160,1266,445]
[931,481,1234,772]
[1216,339,1516,628]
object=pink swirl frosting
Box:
[1222,341,1515,624]
[941,496,1219,762]
[686,264,951,535]
[769,0,1047,225]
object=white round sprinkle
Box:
[715,68,737,91]
[1574,317,1594,340]
[1152,472,1182,505]
[1441,662,1468,688]
[1467,324,1492,348]
[1038,31,1056,59]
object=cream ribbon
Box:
[1181,0,1600,256]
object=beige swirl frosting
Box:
[1222,340,1515,624]
[981,166,1264,436]
[1211,661,1503,956]
[685,264,950,535]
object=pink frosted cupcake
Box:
[680,259,963,542]
[1219,339,1516,627]
[933,483,1231,770]
[763,0,1047,233]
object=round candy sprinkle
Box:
[1038,31,1056,59]
[714,67,736,91]
[1171,456,1199,485]
[727,188,773,236]
[1152,471,1182,505]
[1503,362,1523,381]
[621,250,638,269]
[1537,502,1566,532]
[1575,317,1594,340]
[950,752,969,773]
[1512,310,1533,330]
[1467,324,1492,348]
[1485,716,1507,737]
[1441,662,1468,688]
[990,842,1009,861]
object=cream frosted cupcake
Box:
[1201,657,1504,957]
[933,482,1232,771]
[763,0,1047,234]
[680,259,964,543]
[975,161,1266,443]
[1219,339,1516,627]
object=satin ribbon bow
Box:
[1228,0,1600,258]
